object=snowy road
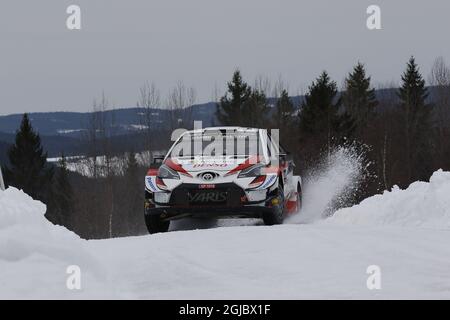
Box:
[83,223,450,299]
[2,167,450,299]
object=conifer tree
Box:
[398,56,432,181]
[243,89,269,128]
[217,70,269,127]
[342,62,378,127]
[273,90,297,147]
[300,72,340,135]
[47,154,73,227]
[275,90,295,128]
[216,70,252,126]
[8,114,53,201]
[299,71,355,165]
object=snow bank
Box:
[0,188,109,299]
[2,170,450,299]
[327,170,450,229]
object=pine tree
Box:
[342,62,378,127]
[217,70,270,128]
[299,72,355,165]
[216,70,252,126]
[398,56,432,182]
[47,154,74,227]
[300,72,339,134]
[275,90,295,128]
[273,90,297,147]
[243,89,269,128]
[8,114,53,201]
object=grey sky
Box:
[1,0,449,115]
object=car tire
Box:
[145,213,170,234]
[263,181,285,226]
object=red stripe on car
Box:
[146,168,158,176]
[225,155,261,176]
[165,158,193,177]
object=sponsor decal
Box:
[192,163,228,168]
[259,175,276,189]
[146,177,158,192]
[189,191,227,203]
[199,184,216,189]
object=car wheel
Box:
[145,213,170,234]
[263,180,285,225]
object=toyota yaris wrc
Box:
[144,127,302,234]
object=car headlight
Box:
[158,164,180,180]
[238,164,265,178]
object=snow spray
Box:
[287,146,368,224]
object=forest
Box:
[2,56,449,239]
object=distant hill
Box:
[0,86,443,138]
[0,98,307,137]
[0,132,83,158]
[0,102,221,137]
[2,87,444,161]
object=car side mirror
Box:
[152,155,165,165]
[279,151,292,162]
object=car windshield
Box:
[170,131,262,158]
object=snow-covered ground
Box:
[47,151,166,177]
[1,169,450,299]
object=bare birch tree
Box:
[166,81,196,131]
[254,75,272,97]
[429,57,450,168]
[138,82,161,165]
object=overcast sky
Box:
[0,0,449,115]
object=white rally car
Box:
[144,127,302,233]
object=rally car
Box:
[144,127,302,234]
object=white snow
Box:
[129,124,149,130]
[57,129,86,135]
[0,188,111,299]
[327,170,450,229]
[1,169,450,299]
[48,151,166,177]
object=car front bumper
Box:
[145,204,275,221]
[145,182,278,221]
